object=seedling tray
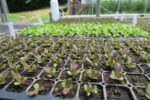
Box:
[0,37,150,100]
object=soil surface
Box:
[21,68,42,77]
[139,63,150,74]
[126,74,149,86]
[133,87,147,100]
[6,79,33,93]
[106,86,133,100]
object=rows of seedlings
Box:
[51,17,150,33]
[0,36,150,100]
[19,23,149,37]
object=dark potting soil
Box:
[0,63,8,73]
[139,63,150,74]
[21,68,42,77]
[106,86,133,100]
[6,79,33,93]
[79,84,103,100]
[52,82,77,98]
[83,62,101,70]
[126,74,149,86]
[133,87,147,100]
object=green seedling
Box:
[106,59,116,69]
[28,83,44,96]
[147,63,150,68]
[20,61,37,73]
[145,83,150,99]
[140,51,150,62]
[85,57,98,67]
[44,67,57,78]
[83,84,98,96]
[11,70,27,86]
[61,80,74,95]
[85,69,101,80]
[67,61,80,77]
[110,63,124,81]
[127,57,136,69]
[0,74,6,85]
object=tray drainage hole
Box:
[77,81,82,84]
[55,79,59,81]
[122,71,125,74]
[34,77,38,80]
[127,84,132,87]
[101,82,105,85]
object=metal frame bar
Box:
[63,14,150,18]
[0,0,9,22]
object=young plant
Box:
[83,84,98,96]
[110,63,124,81]
[126,57,136,69]
[43,67,57,78]
[145,83,150,99]
[147,63,150,68]
[28,83,44,96]
[8,61,21,72]
[0,74,6,85]
[11,70,27,86]
[61,80,74,95]
[20,55,29,62]
[106,59,116,69]
[85,69,101,80]
[85,57,98,67]
[0,63,7,71]
[20,61,37,73]
[140,51,150,62]
[67,61,80,77]
[35,55,44,64]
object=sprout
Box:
[145,83,150,99]
[126,57,136,69]
[85,69,101,80]
[28,83,44,96]
[106,59,116,69]
[83,84,98,96]
[0,74,6,85]
[44,67,57,78]
[20,55,29,62]
[61,80,74,95]
[140,51,150,62]
[147,63,150,68]
[11,70,27,86]
[20,61,37,73]
[110,63,124,81]
[85,57,98,67]
[67,61,80,77]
